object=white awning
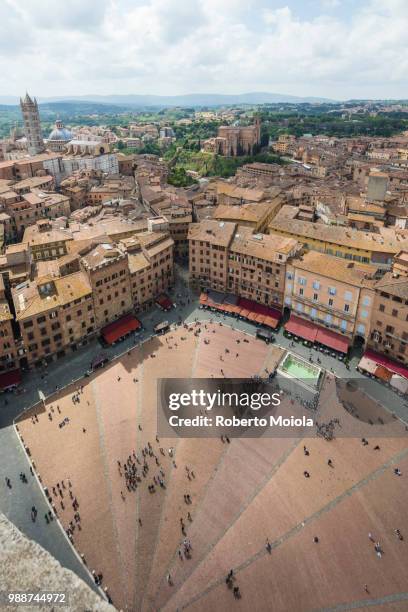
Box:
[390,374,408,394]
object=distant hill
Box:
[0,101,131,115]
[0,92,336,108]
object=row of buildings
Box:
[0,146,119,187]
[1,94,408,384]
[188,218,408,367]
[0,214,174,373]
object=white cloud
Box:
[319,0,340,8]
[1,0,408,99]
[263,6,292,25]
[17,0,110,30]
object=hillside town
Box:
[1,91,408,612]
[0,94,406,388]
[3,0,408,608]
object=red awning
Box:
[315,328,349,354]
[285,315,317,343]
[227,304,238,313]
[156,294,173,310]
[218,304,230,313]
[201,293,281,323]
[101,314,141,345]
[237,298,281,322]
[364,349,408,380]
[263,316,279,330]
[0,368,21,390]
[239,308,250,318]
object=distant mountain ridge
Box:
[0,91,336,107]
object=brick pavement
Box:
[14,323,408,612]
[180,453,408,612]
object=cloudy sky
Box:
[1,0,407,100]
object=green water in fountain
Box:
[281,354,320,383]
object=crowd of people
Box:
[4,316,407,610]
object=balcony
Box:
[293,294,355,321]
[385,330,408,344]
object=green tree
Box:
[139,142,161,156]
[168,167,197,187]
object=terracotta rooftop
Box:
[375,272,408,300]
[292,251,379,287]
[32,190,69,207]
[35,259,62,279]
[346,196,386,216]
[188,219,236,248]
[213,198,281,225]
[13,271,92,320]
[128,251,150,274]
[140,233,174,258]
[0,190,18,201]
[14,175,54,191]
[22,192,43,206]
[22,224,73,247]
[70,217,146,242]
[347,214,384,227]
[0,153,61,169]
[270,207,408,254]
[216,182,265,202]
[231,226,300,262]
[81,243,123,270]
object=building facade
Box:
[203,118,261,157]
[125,233,174,310]
[189,220,300,309]
[284,251,378,346]
[12,228,174,368]
[0,275,18,372]
[227,229,300,308]
[80,244,133,328]
[22,220,73,261]
[14,272,95,367]
[368,266,408,365]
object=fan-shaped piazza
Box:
[16,323,408,611]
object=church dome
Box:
[48,119,73,141]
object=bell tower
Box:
[20,92,44,155]
[254,115,261,145]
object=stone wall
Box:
[0,513,115,611]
